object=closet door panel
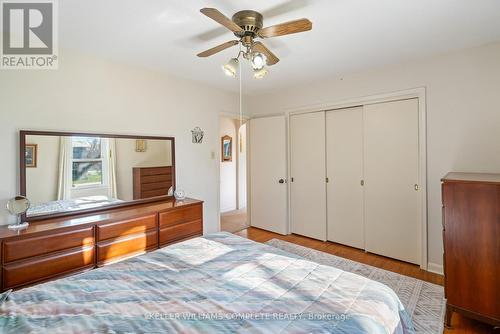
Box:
[364,99,421,264]
[290,112,327,240]
[326,107,364,249]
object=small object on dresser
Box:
[6,196,30,230]
[174,189,186,200]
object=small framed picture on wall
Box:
[135,139,147,152]
[221,135,232,162]
[25,144,37,168]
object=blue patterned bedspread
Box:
[0,232,414,333]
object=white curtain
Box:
[108,138,118,199]
[57,137,72,200]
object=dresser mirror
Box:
[20,131,175,220]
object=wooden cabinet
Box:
[442,173,499,327]
[159,205,203,246]
[133,166,174,200]
[97,230,158,266]
[3,226,94,263]
[3,246,95,289]
[0,198,203,291]
[96,213,158,266]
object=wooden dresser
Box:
[0,198,202,291]
[442,173,499,327]
[133,166,174,200]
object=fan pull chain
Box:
[239,57,243,127]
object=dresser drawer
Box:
[2,226,95,263]
[97,214,157,241]
[159,204,202,228]
[159,220,202,246]
[97,230,158,265]
[141,167,172,176]
[141,189,169,199]
[3,246,95,289]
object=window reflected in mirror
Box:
[23,133,174,218]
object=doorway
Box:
[220,115,248,233]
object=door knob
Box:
[278,178,286,184]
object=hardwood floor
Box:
[220,208,248,233]
[235,227,497,334]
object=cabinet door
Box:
[290,112,327,240]
[443,182,500,320]
[363,99,421,264]
[326,107,364,248]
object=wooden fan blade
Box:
[258,18,312,38]
[197,40,239,57]
[200,8,244,34]
[252,42,279,65]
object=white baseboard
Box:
[427,262,444,275]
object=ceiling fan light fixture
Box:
[251,52,266,70]
[222,58,239,77]
[253,67,268,79]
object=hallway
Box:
[220,208,248,233]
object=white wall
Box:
[247,42,500,270]
[115,138,172,201]
[25,135,59,204]
[0,50,238,234]
[237,123,247,209]
[219,116,238,213]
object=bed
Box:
[0,232,414,333]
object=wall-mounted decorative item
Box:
[191,126,204,143]
[135,139,147,152]
[221,135,232,162]
[25,144,37,168]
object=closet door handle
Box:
[278,178,286,184]
[414,184,420,191]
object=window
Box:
[71,137,107,188]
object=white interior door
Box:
[290,112,327,240]
[326,107,364,249]
[249,116,288,234]
[363,98,421,264]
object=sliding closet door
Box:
[326,107,364,249]
[290,112,327,240]
[250,116,288,234]
[364,99,421,264]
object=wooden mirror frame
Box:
[20,130,176,222]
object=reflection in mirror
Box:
[24,134,173,218]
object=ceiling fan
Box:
[196,8,312,79]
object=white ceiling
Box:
[59,0,500,95]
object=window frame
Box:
[70,137,109,190]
